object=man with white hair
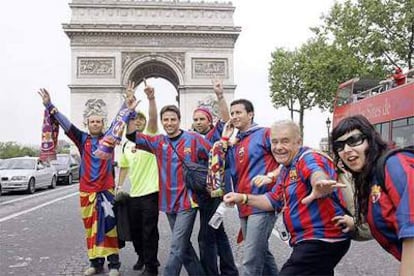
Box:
[224,120,351,275]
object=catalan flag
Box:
[80,190,119,259]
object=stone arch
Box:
[122,54,184,90]
[63,0,240,133]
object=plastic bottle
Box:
[208,201,227,229]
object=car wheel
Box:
[67,174,73,185]
[49,176,56,189]
[27,178,35,194]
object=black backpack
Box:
[375,146,414,189]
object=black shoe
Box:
[133,259,144,271]
[141,268,158,276]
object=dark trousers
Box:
[128,192,159,271]
[198,197,239,276]
[90,254,120,270]
[280,239,351,276]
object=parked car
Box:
[0,157,57,194]
[50,154,80,185]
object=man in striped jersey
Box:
[192,80,238,276]
[225,99,279,276]
[224,120,351,275]
[38,88,127,276]
[126,99,210,276]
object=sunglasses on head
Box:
[333,133,367,152]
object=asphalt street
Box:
[0,184,399,276]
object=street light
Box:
[326,117,332,154]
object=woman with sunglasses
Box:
[331,115,414,275]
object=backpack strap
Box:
[375,146,414,189]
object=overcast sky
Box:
[0,0,336,148]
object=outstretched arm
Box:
[223,192,274,211]
[143,78,158,133]
[212,79,230,122]
[301,171,347,205]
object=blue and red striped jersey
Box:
[266,147,349,246]
[128,130,212,213]
[49,106,114,192]
[227,126,278,217]
[366,151,414,261]
[205,120,225,143]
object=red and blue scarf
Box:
[40,109,59,162]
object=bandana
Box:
[194,107,213,123]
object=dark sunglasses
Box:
[333,134,367,152]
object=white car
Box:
[0,157,57,194]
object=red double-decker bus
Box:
[333,69,414,147]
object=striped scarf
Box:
[40,109,59,162]
[94,103,132,159]
[207,139,229,197]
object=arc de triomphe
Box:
[63,0,240,132]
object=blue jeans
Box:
[198,197,238,276]
[164,209,205,276]
[241,212,278,276]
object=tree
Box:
[0,142,39,159]
[314,0,414,69]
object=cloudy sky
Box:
[0,0,336,148]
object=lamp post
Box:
[326,117,332,154]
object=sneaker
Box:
[84,267,103,276]
[108,269,120,276]
[133,259,144,271]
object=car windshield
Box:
[51,155,70,165]
[1,159,36,170]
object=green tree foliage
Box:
[314,0,414,69]
[0,142,39,159]
[269,38,383,136]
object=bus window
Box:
[391,117,414,147]
[375,122,390,142]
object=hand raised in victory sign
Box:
[125,80,135,100]
[125,80,140,111]
[37,88,51,106]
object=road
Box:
[0,184,399,275]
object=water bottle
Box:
[208,202,227,229]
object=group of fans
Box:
[38,78,413,276]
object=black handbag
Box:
[168,140,208,194]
